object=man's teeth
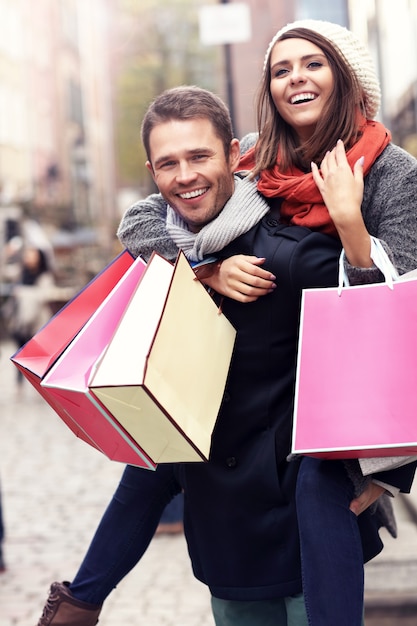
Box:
[291,93,316,104]
[179,188,208,199]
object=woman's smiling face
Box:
[269,37,334,142]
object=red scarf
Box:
[238,119,391,238]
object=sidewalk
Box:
[0,341,212,626]
[364,483,417,623]
[1,338,416,625]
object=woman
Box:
[235,20,417,624]
[121,20,417,624]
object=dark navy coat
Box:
[176,218,342,600]
[173,215,416,601]
[174,214,415,600]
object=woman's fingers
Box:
[212,255,277,302]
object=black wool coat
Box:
[175,218,344,601]
[174,215,416,600]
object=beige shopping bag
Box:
[89,251,236,464]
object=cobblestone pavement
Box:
[0,341,213,626]
[1,339,417,625]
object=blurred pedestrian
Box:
[7,246,54,385]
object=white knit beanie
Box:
[264,19,381,119]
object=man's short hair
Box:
[141,86,233,161]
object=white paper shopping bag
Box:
[89,251,236,464]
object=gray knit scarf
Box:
[165,174,270,262]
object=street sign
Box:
[199,3,251,46]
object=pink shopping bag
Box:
[292,268,417,459]
[11,250,135,453]
[11,251,153,468]
[40,255,154,468]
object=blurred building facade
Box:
[0,0,416,292]
[227,0,417,148]
[350,0,417,156]
[224,0,351,137]
[0,0,116,287]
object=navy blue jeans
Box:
[159,491,184,524]
[70,464,308,624]
[296,458,366,626]
[70,463,180,604]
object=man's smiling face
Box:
[146,118,240,233]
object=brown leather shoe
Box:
[37,581,102,625]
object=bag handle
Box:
[338,236,399,295]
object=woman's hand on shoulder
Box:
[204,255,276,303]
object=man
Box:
[37,85,308,626]
[37,86,413,626]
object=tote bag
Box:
[89,250,237,465]
[292,239,417,459]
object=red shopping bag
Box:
[292,253,417,459]
[12,250,134,376]
[10,251,153,468]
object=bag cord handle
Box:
[338,236,399,295]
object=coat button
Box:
[266,217,279,227]
[223,392,231,403]
[226,456,237,468]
